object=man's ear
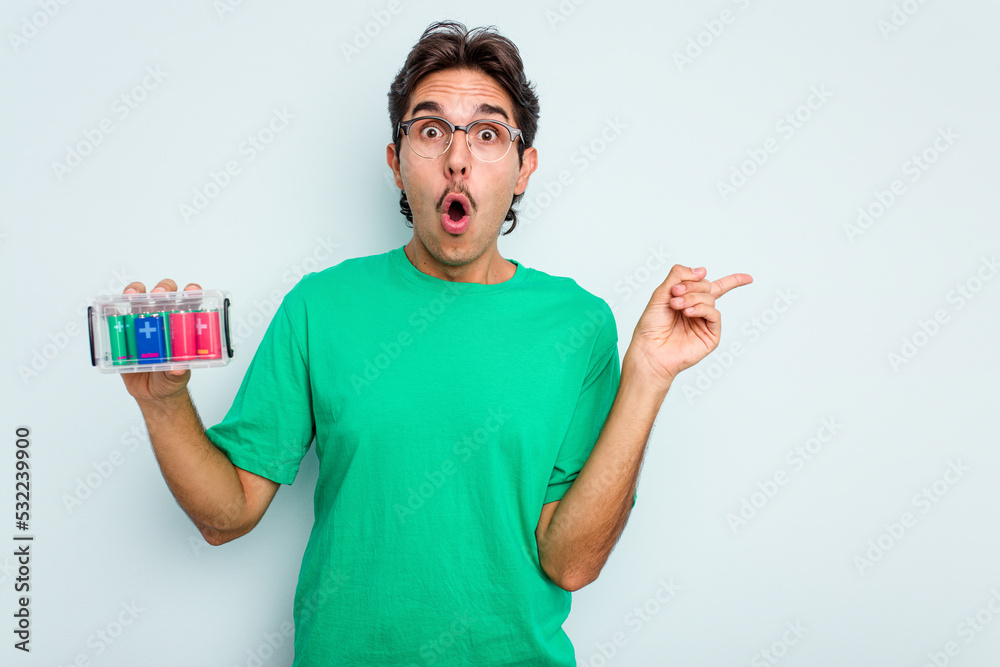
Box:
[386,143,404,189]
[513,146,538,196]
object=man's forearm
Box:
[136,392,252,540]
[538,353,669,591]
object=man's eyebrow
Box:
[410,100,443,117]
[473,103,510,122]
[409,101,510,122]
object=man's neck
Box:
[403,240,516,285]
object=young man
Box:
[122,21,751,666]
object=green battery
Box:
[107,315,129,365]
[158,311,174,359]
[123,313,137,364]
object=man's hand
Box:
[626,264,753,389]
[120,278,201,403]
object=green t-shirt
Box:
[206,245,630,666]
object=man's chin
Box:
[433,244,477,267]
[419,231,483,267]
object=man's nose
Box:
[445,129,472,174]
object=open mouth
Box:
[448,199,466,221]
[441,193,471,234]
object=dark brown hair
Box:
[387,20,540,235]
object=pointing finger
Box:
[711,273,754,298]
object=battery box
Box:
[88,289,233,373]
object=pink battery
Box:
[169,312,197,360]
[194,310,222,359]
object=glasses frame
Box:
[396,115,523,163]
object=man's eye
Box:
[475,126,501,143]
[417,121,448,140]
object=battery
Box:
[107,315,129,365]
[122,313,137,364]
[156,311,174,359]
[194,310,221,359]
[134,314,167,364]
[169,311,197,360]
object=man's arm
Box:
[136,389,279,546]
[536,264,752,591]
[535,357,664,591]
[122,279,279,546]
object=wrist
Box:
[622,346,674,396]
[621,351,672,404]
[136,390,192,429]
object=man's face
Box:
[387,67,537,269]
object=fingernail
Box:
[124,288,136,294]
[151,287,165,293]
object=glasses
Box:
[396,116,523,163]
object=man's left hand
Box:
[627,264,753,389]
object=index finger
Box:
[711,273,754,298]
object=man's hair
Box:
[387,20,540,235]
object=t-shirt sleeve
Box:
[205,292,315,485]
[544,309,637,509]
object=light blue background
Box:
[2,1,999,665]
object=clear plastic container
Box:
[88,290,233,373]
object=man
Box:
[122,21,751,666]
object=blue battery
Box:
[134,314,167,364]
